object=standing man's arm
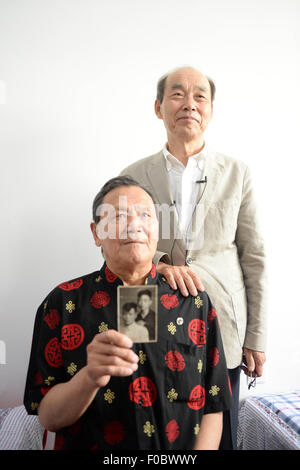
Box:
[236,166,268,377]
[153,245,205,297]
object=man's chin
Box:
[125,249,154,270]
[175,127,201,140]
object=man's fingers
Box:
[254,364,263,378]
[174,274,189,296]
[189,271,205,292]
[181,272,200,296]
[86,330,140,386]
[88,364,137,388]
[162,270,178,290]
[163,267,199,296]
[243,348,266,377]
[157,263,204,296]
[244,351,255,374]
[87,330,139,371]
[95,329,133,348]
[90,343,139,364]
[253,353,266,377]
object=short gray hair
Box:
[92,175,156,223]
[156,67,216,103]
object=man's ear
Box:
[154,99,163,119]
[90,222,102,247]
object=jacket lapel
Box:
[147,152,186,260]
[146,149,226,258]
[188,150,225,252]
[146,151,173,205]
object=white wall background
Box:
[0,0,300,408]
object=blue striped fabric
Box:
[256,391,300,436]
[0,405,45,450]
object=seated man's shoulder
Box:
[157,274,210,309]
[56,270,99,292]
[45,270,101,304]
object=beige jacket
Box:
[120,149,267,368]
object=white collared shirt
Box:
[163,144,206,240]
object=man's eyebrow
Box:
[171,83,184,91]
[115,205,152,212]
[171,84,209,94]
[195,85,209,94]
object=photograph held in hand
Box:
[117,285,158,343]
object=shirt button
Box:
[186,257,193,265]
[176,317,184,326]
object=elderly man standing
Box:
[24,175,232,450]
[120,66,268,449]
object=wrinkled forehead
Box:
[165,68,210,94]
[102,185,156,212]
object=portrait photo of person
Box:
[119,302,149,343]
[117,285,158,343]
[136,289,157,341]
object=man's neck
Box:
[139,309,150,319]
[166,138,205,167]
[106,261,152,286]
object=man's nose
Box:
[183,95,196,111]
[127,213,142,232]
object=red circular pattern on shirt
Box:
[188,318,206,347]
[208,308,217,323]
[44,337,63,368]
[61,323,84,350]
[209,347,220,367]
[104,421,125,445]
[166,419,180,443]
[187,385,205,410]
[58,279,83,291]
[105,266,117,283]
[160,294,179,310]
[90,290,110,309]
[44,309,60,329]
[165,350,186,372]
[129,376,157,407]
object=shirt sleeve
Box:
[23,290,65,415]
[236,165,268,352]
[152,250,171,266]
[203,293,233,414]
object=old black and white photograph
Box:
[117,285,158,343]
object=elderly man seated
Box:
[24,175,232,450]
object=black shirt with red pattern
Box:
[24,262,233,450]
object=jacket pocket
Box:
[204,198,239,243]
